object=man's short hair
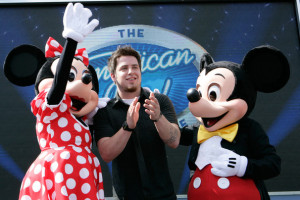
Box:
[107,45,142,74]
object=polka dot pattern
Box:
[34,164,42,174]
[19,90,104,200]
[74,123,82,132]
[66,178,76,189]
[50,161,58,172]
[59,103,68,112]
[23,178,31,189]
[60,151,70,160]
[55,172,64,183]
[61,131,71,141]
[37,123,43,133]
[58,117,68,128]
[32,181,41,192]
[65,164,73,175]
[46,179,53,190]
[75,136,82,146]
[80,168,89,179]
[81,183,91,194]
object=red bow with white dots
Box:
[45,37,89,66]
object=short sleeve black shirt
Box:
[93,88,177,200]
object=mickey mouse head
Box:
[186,45,289,131]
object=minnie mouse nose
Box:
[187,88,201,102]
[82,73,92,84]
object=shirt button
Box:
[217,177,230,189]
[193,177,201,189]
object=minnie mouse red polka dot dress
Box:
[19,89,104,200]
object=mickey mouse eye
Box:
[68,68,77,82]
[208,84,220,102]
[197,88,202,98]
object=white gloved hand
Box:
[211,151,248,177]
[62,3,99,42]
[143,87,160,93]
[87,97,110,125]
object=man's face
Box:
[111,55,141,94]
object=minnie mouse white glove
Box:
[211,151,248,177]
[87,97,111,125]
[62,3,99,43]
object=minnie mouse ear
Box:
[242,45,290,93]
[3,44,46,86]
[88,65,99,94]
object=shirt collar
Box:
[112,87,149,107]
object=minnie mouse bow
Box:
[45,37,89,66]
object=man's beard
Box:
[125,87,138,92]
[115,80,140,93]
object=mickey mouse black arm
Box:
[47,38,77,105]
[243,119,281,180]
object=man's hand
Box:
[126,97,140,129]
[144,92,162,122]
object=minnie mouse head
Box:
[186,45,290,132]
[4,37,99,118]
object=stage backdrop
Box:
[1,1,300,199]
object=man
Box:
[93,45,180,200]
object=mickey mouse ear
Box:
[200,52,214,72]
[242,45,290,93]
[3,44,46,86]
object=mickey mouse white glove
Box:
[62,3,99,43]
[211,151,248,177]
[87,97,110,125]
[143,87,160,93]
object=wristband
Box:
[122,121,134,132]
[153,111,163,122]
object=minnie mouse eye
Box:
[68,68,77,82]
[68,73,75,82]
[208,84,220,102]
[82,73,92,84]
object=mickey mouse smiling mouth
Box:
[202,112,228,128]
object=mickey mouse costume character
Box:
[3,3,104,200]
[182,45,289,200]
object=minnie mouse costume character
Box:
[3,3,104,200]
[183,45,289,200]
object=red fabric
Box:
[188,165,260,200]
[19,90,104,200]
[45,37,89,66]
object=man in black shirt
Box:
[93,46,180,200]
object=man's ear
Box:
[110,73,116,82]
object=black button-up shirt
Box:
[94,88,177,200]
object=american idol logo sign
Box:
[79,25,207,127]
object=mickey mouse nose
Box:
[82,73,92,84]
[187,88,201,102]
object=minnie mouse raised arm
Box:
[4,3,104,200]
